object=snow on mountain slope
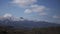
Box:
[0,15,60,29]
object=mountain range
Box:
[0,16,60,29]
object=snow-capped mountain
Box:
[0,16,60,29]
[0,16,25,21]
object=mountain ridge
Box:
[0,16,60,29]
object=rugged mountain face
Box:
[0,16,60,29]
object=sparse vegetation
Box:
[0,26,60,34]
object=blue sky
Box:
[0,0,60,23]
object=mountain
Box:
[0,16,60,29]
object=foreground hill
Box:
[0,26,60,34]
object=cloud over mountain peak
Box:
[3,13,12,17]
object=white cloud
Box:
[11,0,37,7]
[24,5,49,15]
[3,13,12,17]
[24,9,32,14]
[30,5,46,12]
[2,13,25,21]
[11,0,49,16]
[53,15,60,18]
[39,12,47,16]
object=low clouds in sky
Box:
[53,15,60,18]
[24,4,49,15]
[3,13,12,17]
[11,0,49,16]
[2,13,25,21]
[24,9,32,14]
[12,0,37,7]
[39,12,47,16]
[30,5,47,12]
[10,0,53,19]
